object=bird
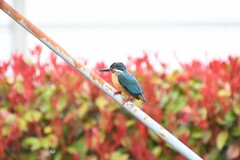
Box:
[99,62,146,104]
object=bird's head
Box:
[99,62,126,73]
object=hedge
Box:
[0,46,239,160]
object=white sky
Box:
[1,0,240,69]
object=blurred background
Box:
[1,0,240,68]
[1,1,240,160]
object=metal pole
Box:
[0,1,202,159]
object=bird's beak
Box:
[99,68,111,72]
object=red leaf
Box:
[227,145,240,159]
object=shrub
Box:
[0,46,239,160]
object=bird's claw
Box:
[114,90,122,95]
[122,96,131,105]
[122,100,129,105]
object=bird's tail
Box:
[138,94,146,102]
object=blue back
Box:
[117,71,145,100]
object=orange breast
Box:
[112,73,130,96]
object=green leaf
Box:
[22,137,41,151]
[95,96,107,110]
[1,99,9,109]
[0,83,8,93]
[19,153,38,160]
[126,119,136,127]
[2,126,9,137]
[191,128,203,139]
[58,96,67,112]
[78,103,89,119]
[218,89,230,97]
[53,152,63,160]
[34,86,45,95]
[37,85,56,101]
[18,118,28,132]
[215,101,222,115]
[16,104,25,113]
[171,96,186,113]
[231,126,240,137]
[63,125,69,139]
[199,107,207,119]
[67,138,87,155]
[110,151,129,160]
[23,110,42,122]
[215,116,225,125]
[192,79,202,90]
[13,79,24,94]
[67,147,78,154]
[148,130,159,142]
[46,134,58,147]
[202,130,212,144]
[5,114,16,124]
[225,110,236,123]
[40,137,52,149]
[40,104,51,113]
[160,93,169,107]
[43,126,52,134]
[152,146,162,157]
[171,89,180,100]
[233,104,240,115]
[120,137,131,148]
[216,131,228,150]
[206,148,220,160]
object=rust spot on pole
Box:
[0,1,3,7]
[133,108,138,112]
[91,73,106,86]
[125,103,134,109]
[159,132,166,138]
[72,58,82,69]
[128,103,134,107]
[105,84,115,92]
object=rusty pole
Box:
[0,1,202,159]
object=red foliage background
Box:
[0,46,240,160]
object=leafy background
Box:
[0,45,240,160]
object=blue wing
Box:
[117,72,145,100]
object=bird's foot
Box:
[122,96,131,105]
[114,90,122,95]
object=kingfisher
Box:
[99,62,146,104]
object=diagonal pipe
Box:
[0,1,202,159]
